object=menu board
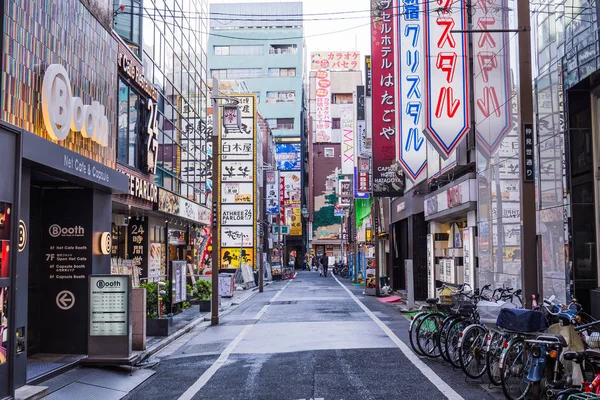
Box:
[171,261,187,304]
[89,276,129,336]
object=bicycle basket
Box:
[478,300,516,327]
[496,308,547,332]
[583,331,600,349]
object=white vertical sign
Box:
[315,69,332,143]
[423,0,470,159]
[473,0,512,157]
[341,104,354,174]
[397,0,427,181]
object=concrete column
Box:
[131,288,146,351]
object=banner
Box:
[311,51,360,70]
[357,85,365,121]
[275,143,302,171]
[340,104,354,175]
[315,69,332,143]
[397,0,427,182]
[473,0,512,158]
[423,0,470,159]
[266,170,280,214]
[365,56,372,97]
[371,0,404,197]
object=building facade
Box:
[208,2,306,269]
[308,68,363,259]
[0,1,211,397]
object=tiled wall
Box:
[1,0,118,167]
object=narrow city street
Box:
[124,272,503,400]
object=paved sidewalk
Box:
[34,282,272,400]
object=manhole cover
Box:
[183,342,225,354]
[270,301,298,305]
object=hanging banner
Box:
[315,69,332,143]
[423,0,470,159]
[371,0,404,197]
[365,56,372,97]
[357,85,365,121]
[473,0,512,158]
[275,143,302,171]
[397,0,427,181]
[341,105,354,174]
[354,166,371,198]
[266,170,280,214]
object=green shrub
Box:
[194,279,212,300]
[140,282,159,319]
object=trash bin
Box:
[380,276,388,287]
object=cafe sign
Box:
[117,52,159,101]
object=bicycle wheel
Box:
[459,324,489,379]
[445,318,471,369]
[437,315,459,362]
[500,338,531,400]
[416,312,444,358]
[409,311,430,356]
[486,331,504,386]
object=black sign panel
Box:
[357,86,365,121]
[365,56,372,97]
[128,217,149,278]
[523,123,534,182]
[42,189,93,354]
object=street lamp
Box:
[210,76,242,326]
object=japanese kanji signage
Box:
[473,0,512,158]
[365,56,372,97]
[341,104,355,175]
[523,123,534,182]
[266,171,280,215]
[371,0,404,196]
[218,94,257,268]
[423,0,470,159]
[397,0,427,181]
[311,51,361,70]
[315,69,332,142]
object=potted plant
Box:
[141,282,174,337]
[194,279,212,312]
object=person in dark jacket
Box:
[320,254,329,277]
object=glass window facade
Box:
[114,0,142,53]
[269,44,297,55]
[266,91,296,103]
[268,68,296,77]
[214,45,264,56]
[118,79,141,168]
[120,0,210,204]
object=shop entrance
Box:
[26,172,90,383]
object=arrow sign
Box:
[56,290,75,310]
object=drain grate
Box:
[183,342,225,354]
[270,301,298,305]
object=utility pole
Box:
[517,0,537,307]
[211,77,220,326]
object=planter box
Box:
[146,316,174,337]
[198,300,211,312]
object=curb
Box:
[137,282,271,362]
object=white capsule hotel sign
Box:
[41,64,109,147]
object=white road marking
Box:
[178,279,292,400]
[333,274,465,400]
[254,305,270,320]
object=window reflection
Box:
[0,287,7,364]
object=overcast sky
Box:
[210,0,371,71]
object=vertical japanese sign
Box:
[341,105,355,174]
[218,94,257,269]
[523,123,534,182]
[315,69,332,143]
[423,0,470,159]
[371,0,404,196]
[266,170,280,214]
[473,0,512,158]
[365,56,372,97]
[397,0,427,182]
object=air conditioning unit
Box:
[112,214,129,227]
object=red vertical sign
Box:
[371,0,404,197]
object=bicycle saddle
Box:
[585,349,600,359]
[563,351,585,363]
[426,298,440,304]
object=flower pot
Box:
[146,316,174,337]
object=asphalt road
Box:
[124,271,505,400]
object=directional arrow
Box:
[56,290,75,310]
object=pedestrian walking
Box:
[321,254,328,277]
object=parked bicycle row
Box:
[408,283,600,399]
